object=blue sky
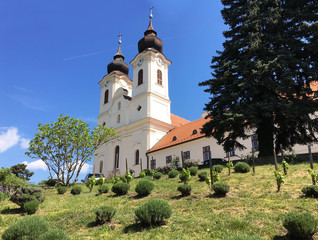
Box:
[0,0,225,183]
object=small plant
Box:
[183,159,199,168]
[198,172,207,181]
[0,215,3,226]
[23,200,40,214]
[111,182,130,195]
[177,184,192,196]
[234,162,250,173]
[123,172,133,183]
[179,168,191,183]
[57,186,67,194]
[226,161,233,175]
[212,164,224,173]
[153,172,163,180]
[139,171,146,178]
[212,182,230,196]
[283,212,318,240]
[98,185,109,194]
[71,185,82,195]
[111,175,121,184]
[10,186,45,207]
[96,176,104,186]
[135,180,154,197]
[274,171,285,192]
[188,166,198,176]
[282,160,289,175]
[205,171,220,189]
[308,168,318,185]
[171,156,181,169]
[95,206,116,224]
[86,177,96,192]
[302,185,318,198]
[135,199,172,226]
[168,170,179,178]
[38,229,70,240]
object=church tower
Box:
[129,10,172,124]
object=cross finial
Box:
[149,6,154,19]
[118,32,122,45]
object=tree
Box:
[199,0,318,157]
[10,164,34,181]
[0,168,25,192]
[26,114,118,186]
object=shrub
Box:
[38,229,70,240]
[135,180,154,197]
[177,184,192,196]
[10,186,45,207]
[283,212,318,240]
[156,164,173,174]
[2,216,49,240]
[212,182,230,196]
[234,162,250,173]
[86,177,96,192]
[70,185,82,195]
[98,185,109,194]
[135,199,172,225]
[168,170,179,178]
[183,159,199,168]
[95,206,116,224]
[143,169,151,176]
[213,164,224,173]
[198,172,207,181]
[153,172,163,180]
[46,178,58,187]
[222,234,265,240]
[23,200,40,214]
[96,177,104,186]
[124,173,133,183]
[139,171,146,178]
[111,182,130,195]
[57,186,67,194]
[111,175,121,184]
[302,185,318,198]
[179,168,191,183]
[188,166,198,176]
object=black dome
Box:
[138,19,163,53]
[107,46,129,75]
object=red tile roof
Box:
[170,113,190,127]
[148,117,210,153]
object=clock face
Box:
[156,57,163,66]
[137,58,144,66]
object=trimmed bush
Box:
[213,164,224,173]
[212,182,230,196]
[135,180,154,197]
[57,186,67,195]
[135,199,172,225]
[2,216,49,240]
[143,169,151,176]
[234,162,250,173]
[111,182,130,195]
[153,172,163,180]
[98,185,109,194]
[23,200,40,214]
[222,234,265,240]
[283,212,318,240]
[168,170,179,178]
[38,229,70,240]
[156,164,173,174]
[177,184,192,196]
[183,159,199,168]
[302,185,318,198]
[95,206,116,224]
[188,166,198,176]
[198,172,207,181]
[10,186,45,207]
[46,179,58,187]
[70,185,82,195]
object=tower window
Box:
[104,89,109,104]
[117,114,120,123]
[157,69,162,85]
[118,102,121,110]
[138,69,143,86]
[135,150,139,165]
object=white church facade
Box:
[93,14,318,178]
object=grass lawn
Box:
[0,162,318,240]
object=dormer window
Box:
[192,129,198,135]
[138,69,143,86]
[172,136,177,141]
[104,89,109,104]
[157,69,162,85]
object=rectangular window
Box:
[166,155,172,165]
[203,146,211,161]
[226,148,235,157]
[151,159,156,170]
[251,134,259,151]
[183,151,190,160]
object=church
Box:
[93,13,318,178]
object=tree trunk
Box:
[257,117,274,157]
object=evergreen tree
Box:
[10,164,34,181]
[199,0,318,157]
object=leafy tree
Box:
[10,163,34,181]
[0,168,25,191]
[199,0,318,157]
[26,114,118,186]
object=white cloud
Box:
[80,163,91,174]
[20,138,30,149]
[23,160,47,171]
[0,127,20,153]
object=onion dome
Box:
[138,10,163,53]
[107,33,129,75]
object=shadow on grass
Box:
[273,235,288,240]
[206,193,227,199]
[170,194,185,200]
[87,221,99,228]
[123,222,165,233]
[1,207,23,215]
[128,194,148,200]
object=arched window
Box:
[172,136,177,141]
[117,114,120,123]
[135,150,139,165]
[104,89,109,104]
[118,102,121,110]
[157,69,162,85]
[114,146,119,169]
[192,129,198,135]
[138,69,143,86]
[99,161,103,173]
